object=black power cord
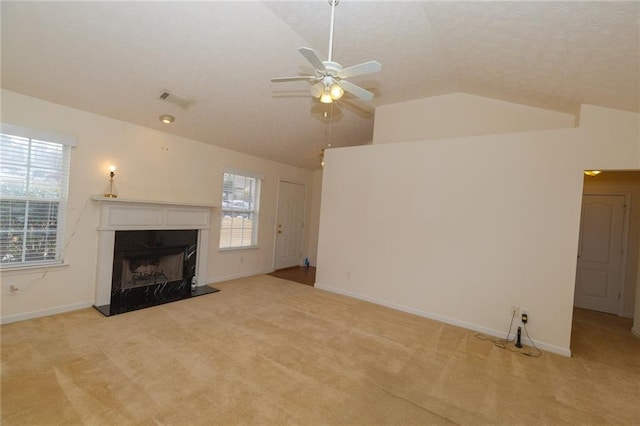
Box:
[475,310,542,357]
[521,323,542,357]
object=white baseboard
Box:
[632,326,640,339]
[208,269,274,284]
[1,270,273,324]
[315,282,572,358]
[1,301,94,325]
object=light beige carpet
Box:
[2,275,639,425]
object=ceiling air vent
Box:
[159,90,194,109]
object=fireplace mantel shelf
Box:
[90,195,217,209]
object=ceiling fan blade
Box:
[298,47,326,71]
[271,76,317,82]
[339,80,375,101]
[310,82,324,98]
[337,61,382,79]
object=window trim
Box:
[218,245,259,253]
[0,123,77,147]
[1,124,74,269]
[219,169,262,250]
[0,261,69,274]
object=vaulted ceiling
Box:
[2,1,639,170]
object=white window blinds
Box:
[0,126,72,267]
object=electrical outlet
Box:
[510,306,520,318]
[521,308,529,324]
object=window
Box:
[0,124,74,267]
[219,170,262,249]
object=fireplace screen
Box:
[121,246,186,289]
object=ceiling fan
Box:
[271,0,381,104]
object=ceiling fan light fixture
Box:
[320,90,333,104]
[330,83,344,100]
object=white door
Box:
[274,181,306,270]
[574,194,626,314]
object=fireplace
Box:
[122,246,187,289]
[92,197,219,316]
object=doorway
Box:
[576,169,640,322]
[575,194,627,315]
[274,181,306,270]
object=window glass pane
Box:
[230,216,243,228]
[0,200,27,231]
[27,201,58,231]
[220,171,260,249]
[240,228,252,247]
[0,165,28,197]
[0,231,23,264]
[0,201,28,263]
[230,229,243,248]
[30,140,63,170]
[29,168,62,198]
[0,135,29,165]
[0,129,70,267]
[24,230,57,262]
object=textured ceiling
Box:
[2,1,638,170]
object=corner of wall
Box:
[577,104,640,170]
[304,168,323,266]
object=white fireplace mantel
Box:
[91,196,216,306]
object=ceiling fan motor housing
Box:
[322,62,342,75]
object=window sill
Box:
[0,262,70,275]
[219,246,259,253]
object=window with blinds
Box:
[219,171,261,249]
[0,127,72,267]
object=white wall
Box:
[582,172,640,318]
[304,169,323,267]
[0,89,315,323]
[578,105,640,169]
[317,101,640,356]
[372,93,576,144]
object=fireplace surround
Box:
[91,196,218,316]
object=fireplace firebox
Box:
[94,229,218,316]
[122,246,187,289]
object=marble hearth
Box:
[91,196,219,316]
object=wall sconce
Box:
[104,165,117,198]
[584,170,602,177]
